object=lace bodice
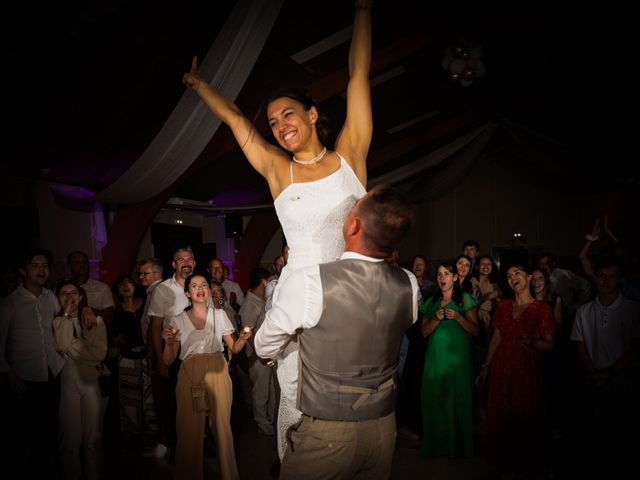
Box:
[273,154,366,272]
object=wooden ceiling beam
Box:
[367,110,491,171]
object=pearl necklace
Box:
[292,146,327,165]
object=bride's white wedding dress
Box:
[270,153,365,459]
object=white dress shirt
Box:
[255,252,420,360]
[223,279,245,307]
[80,278,115,310]
[571,294,640,370]
[147,275,190,328]
[0,285,65,380]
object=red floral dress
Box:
[483,299,554,467]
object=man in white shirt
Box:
[136,257,164,453]
[207,258,244,313]
[145,247,194,459]
[570,256,640,475]
[538,252,592,318]
[255,185,419,479]
[67,250,115,326]
[239,267,276,436]
[223,265,244,310]
[0,249,65,478]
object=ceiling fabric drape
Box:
[60,0,283,205]
[370,122,498,201]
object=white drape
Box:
[370,122,498,201]
[84,0,283,205]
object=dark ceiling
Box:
[3,0,638,211]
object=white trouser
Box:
[58,371,106,480]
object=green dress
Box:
[420,292,477,458]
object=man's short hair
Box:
[594,255,625,275]
[22,248,53,268]
[139,257,163,275]
[413,255,427,264]
[462,240,480,250]
[248,267,271,289]
[173,247,194,260]
[539,251,557,267]
[66,250,88,264]
[359,185,415,256]
[208,257,223,267]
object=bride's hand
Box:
[182,56,202,91]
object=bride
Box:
[183,0,373,459]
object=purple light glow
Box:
[50,184,96,199]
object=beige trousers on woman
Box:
[175,352,239,480]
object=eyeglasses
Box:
[139,271,155,277]
[189,283,209,291]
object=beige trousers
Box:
[280,411,397,480]
[175,353,239,480]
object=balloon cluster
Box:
[441,39,486,87]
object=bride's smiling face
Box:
[267,97,317,152]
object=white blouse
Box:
[170,307,235,360]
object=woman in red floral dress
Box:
[476,264,554,475]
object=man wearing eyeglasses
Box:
[138,258,163,346]
[144,247,194,460]
[133,257,163,455]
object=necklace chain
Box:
[292,146,327,165]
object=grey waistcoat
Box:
[297,259,413,421]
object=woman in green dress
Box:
[420,262,479,457]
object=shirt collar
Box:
[595,293,623,310]
[16,284,48,299]
[146,279,162,293]
[340,251,385,263]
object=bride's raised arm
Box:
[335,0,373,186]
[183,56,288,183]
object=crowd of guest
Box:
[394,229,640,480]
[1,217,638,480]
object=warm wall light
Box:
[441,39,486,87]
